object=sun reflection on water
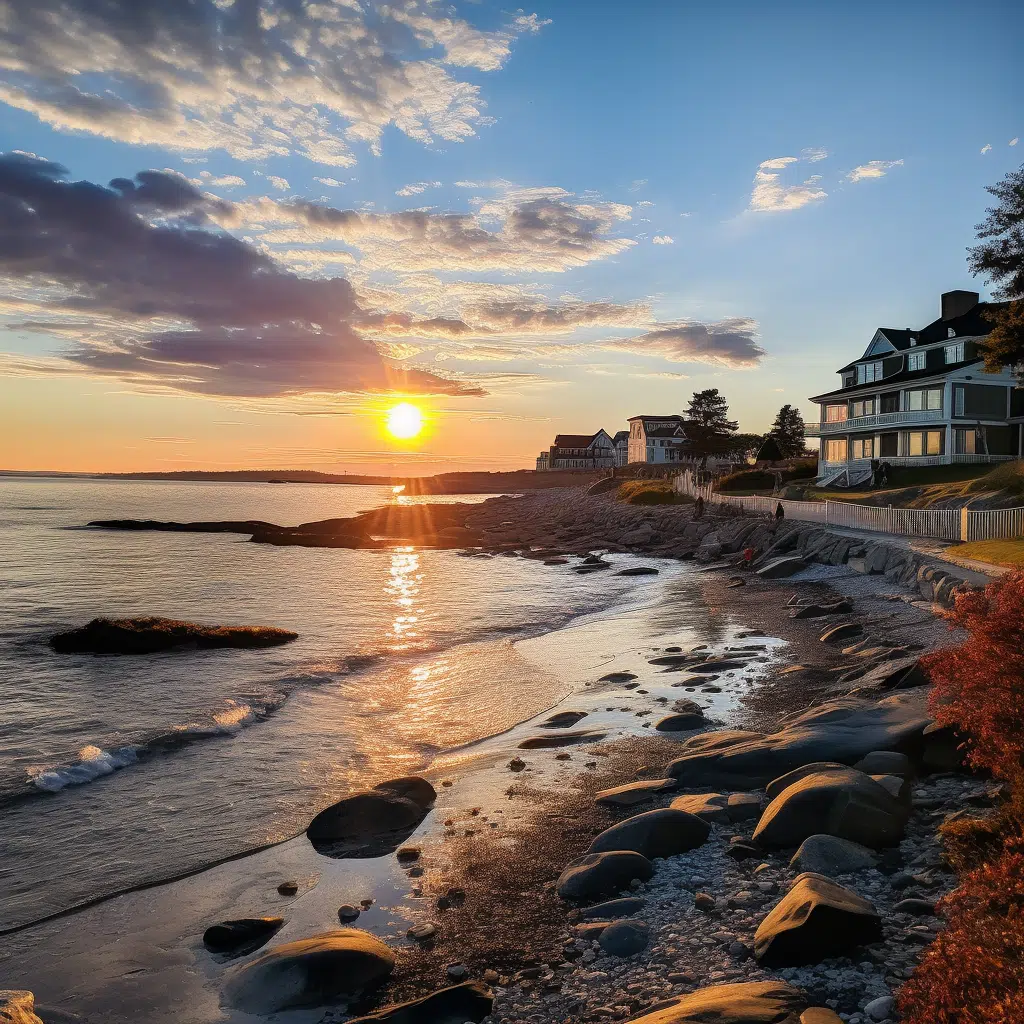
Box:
[386,545,422,650]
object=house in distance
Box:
[627,415,688,464]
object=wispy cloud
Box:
[605,317,765,368]
[652,235,674,245]
[846,159,904,183]
[749,156,827,212]
[801,147,829,162]
[314,177,345,188]
[981,144,993,155]
[396,181,442,197]
[1012,138,1020,147]
[267,176,291,192]
[195,171,246,188]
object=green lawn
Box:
[954,539,1024,568]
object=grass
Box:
[954,539,1024,567]
[966,460,1024,496]
[617,480,693,505]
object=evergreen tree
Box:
[683,389,738,465]
[967,164,1024,374]
[767,404,806,457]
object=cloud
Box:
[396,181,442,197]
[846,159,903,182]
[267,176,291,192]
[195,172,247,188]
[981,144,993,154]
[0,152,480,399]
[801,147,829,162]
[652,235,674,245]
[749,156,828,212]
[628,179,648,192]
[315,177,346,187]
[606,317,765,368]
[0,1,546,166]
[1012,138,1020,147]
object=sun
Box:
[385,402,423,440]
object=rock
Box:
[0,992,44,1024]
[765,762,850,800]
[578,897,645,920]
[819,622,862,643]
[344,982,493,1023]
[790,601,853,619]
[396,845,421,862]
[667,691,932,788]
[670,793,730,824]
[854,750,913,777]
[203,917,285,957]
[407,923,438,942]
[922,721,966,770]
[673,698,704,715]
[50,616,297,654]
[753,768,909,849]
[757,557,808,579]
[753,872,882,966]
[726,793,763,822]
[599,671,637,682]
[894,897,936,916]
[307,777,436,858]
[623,981,814,1023]
[621,526,655,545]
[338,905,361,922]
[445,964,468,980]
[598,920,650,957]
[224,930,395,1013]
[518,729,607,749]
[617,566,660,576]
[588,808,711,859]
[790,835,878,876]
[543,557,568,565]
[801,1011,844,1024]
[864,995,895,1022]
[508,757,526,772]
[656,712,706,732]
[871,772,912,803]
[277,881,299,896]
[595,778,678,807]
[557,851,654,902]
[539,711,589,729]
[725,840,762,861]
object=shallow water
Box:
[0,478,712,929]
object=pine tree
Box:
[683,389,737,465]
[767,404,806,457]
[967,164,1024,374]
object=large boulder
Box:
[0,992,44,1024]
[753,872,882,966]
[518,729,607,748]
[50,616,297,654]
[557,851,653,903]
[766,763,850,800]
[307,777,436,858]
[667,692,932,788]
[224,930,395,1013]
[345,982,493,1023]
[598,920,649,957]
[623,981,824,1023]
[854,751,913,777]
[670,793,730,825]
[757,557,807,579]
[790,835,878,876]
[588,808,710,859]
[596,778,678,807]
[203,917,284,957]
[753,768,909,849]
[656,712,706,732]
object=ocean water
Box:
[0,478,711,931]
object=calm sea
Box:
[0,478,694,930]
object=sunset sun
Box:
[385,402,423,440]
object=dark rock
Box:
[588,808,711,859]
[307,777,436,858]
[726,793,763,822]
[649,654,701,667]
[757,557,808,579]
[51,616,297,655]
[670,793,730,824]
[557,851,654,902]
[753,872,881,966]
[599,671,637,682]
[894,897,937,916]
[656,712,706,732]
[854,750,913,777]
[624,981,818,1023]
[203,918,284,957]
[508,757,526,772]
[277,881,298,896]
[689,660,746,673]
[407,923,438,942]
[539,711,589,729]
[922,721,967,770]
[790,601,853,619]
[543,558,569,566]
[617,567,660,576]
[598,920,650,957]
[725,841,762,861]
[765,762,851,800]
[753,767,909,849]
[345,982,493,1023]
[819,622,862,643]
[595,778,678,807]
[578,897,645,920]
[518,730,607,749]
[790,835,878,876]
[224,929,395,1013]
[338,905,361,922]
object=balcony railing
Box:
[818,454,1015,472]
[806,409,942,436]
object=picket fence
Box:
[672,470,1024,543]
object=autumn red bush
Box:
[923,568,1024,782]
[898,846,1024,1024]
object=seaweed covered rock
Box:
[203,917,284,957]
[51,617,297,654]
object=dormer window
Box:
[945,342,964,364]
[947,327,956,339]
[856,360,883,384]
[908,351,926,371]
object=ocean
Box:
[0,478,732,932]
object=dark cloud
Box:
[607,318,765,368]
[0,152,481,397]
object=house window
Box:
[856,361,884,384]
[945,342,965,364]
[906,430,942,456]
[843,375,855,388]
[907,351,926,371]
[955,428,977,455]
[824,439,848,462]
[850,399,874,418]
[851,438,874,460]
[880,392,900,413]
[906,388,942,412]
[825,403,847,422]
[954,386,965,417]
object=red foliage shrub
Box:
[923,568,1024,783]
[898,846,1024,1024]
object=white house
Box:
[541,429,617,470]
[627,415,688,464]
[612,430,629,467]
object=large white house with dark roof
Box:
[627,415,688,464]
[807,290,1021,485]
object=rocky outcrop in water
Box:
[202,917,284,957]
[50,617,298,654]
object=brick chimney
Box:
[941,290,979,321]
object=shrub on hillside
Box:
[922,569,1024,782]
[617,480,691,505]
[898,846,1024,1024]
[968,460,1024,496]
[717,458,817,493]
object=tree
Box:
[683,389,738,465]
[767,404,806,457]
[726,432,765,461]
[967,163,1024,375]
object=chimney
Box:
[941,290,979,321]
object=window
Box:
[954,386,965,417]
[824,439,848,462]
[825,403,847,422]
[851,438,874,460]
[945,342,965,364]
[850,399,874,418]
[856,361,884,384]
[907,430,942,456]
[906,388,942,412]
[880,392,900,413]
[907,351,926,371]
[843,374,855,388]
[955,428,977,455]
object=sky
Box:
[0,0,1021,475]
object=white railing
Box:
[672,468,1024,542]
[819,454,1014,472]
[806,410,943,436]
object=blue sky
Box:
[0,0,1021,472]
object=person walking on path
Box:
[693,495,705,520]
